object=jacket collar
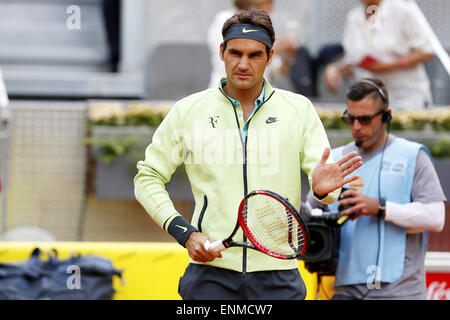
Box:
[218,77,275,104]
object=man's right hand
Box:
[185,232,223,263]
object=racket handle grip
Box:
[204,240,226,252]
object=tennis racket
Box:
[204,190,310,260]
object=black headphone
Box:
[382,110,392,123]
[357,79,392,123]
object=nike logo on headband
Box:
[242,27,259,33]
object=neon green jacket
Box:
[134,80,339,273]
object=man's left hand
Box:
[338,188,380,220]
[312,147,363,197]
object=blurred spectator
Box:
[207,0,299,90]
[296,43,344,98]
[102,0,121,72]
[324,0,434,109]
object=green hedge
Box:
[87,103,450,159]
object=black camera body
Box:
[299,208,341,276]
[299,188,353,276]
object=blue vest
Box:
[329,137,425,286]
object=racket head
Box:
[237,190,310,260]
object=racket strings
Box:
[243,195,305,256]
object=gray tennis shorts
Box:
[178,263,307,300]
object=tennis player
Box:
[134,8,362,300]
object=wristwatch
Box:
[378,197,386,219]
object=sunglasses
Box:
[341,109,384,125]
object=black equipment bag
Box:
[0,247,123,300]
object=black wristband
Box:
[167,216,198,247]
[313,191,328,200]
[378,197,386,219]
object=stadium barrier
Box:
[0,241,318,300]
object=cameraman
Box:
[308,78,446,300]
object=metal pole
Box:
[0,68,10,234]
[408,0,450,77]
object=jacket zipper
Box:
[241,91,275,276]
[220,87,275,276]
[197,195,208,233]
